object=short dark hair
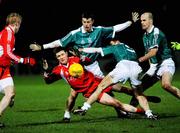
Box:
[53,47,67,55]
[81,12,94,20]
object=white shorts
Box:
[85,61,104,78]
[0,77,14,94]
[157,58,175,76]
[109,60,142,87]
[146,58,175,77]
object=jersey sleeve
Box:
[1,29,21,63]
[102,46,114,56]
[43,66,62,84]
[149,28,160,49]
[100,26,114,39]
[52,66,62,75]
[60,31,75,47]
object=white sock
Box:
[145,110,153,117]
[81,102,91,111]
[64,111,70,119]
[120,110,127,115]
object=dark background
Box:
[0,0,179,74]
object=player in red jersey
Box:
[42,47,144,122]
[0,12,36,128]
[30,12,140,121]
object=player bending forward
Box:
[42,47,145,121]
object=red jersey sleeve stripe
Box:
[7,44,20,62]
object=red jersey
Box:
[0,25,21,67]
[44,56,112,99]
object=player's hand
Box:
[68,47,81,57]
[23,57,36,66]
[30,43,42,51]
[171,42,180,50]
[132,12,139,23]
[42,59,48,70]
[78,48,83,52]
[138,56,146,63]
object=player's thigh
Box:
[161,72,173,86]
[0,77,14,94]
[69,88,78,98]
[3,85,14,96]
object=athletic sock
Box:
[64,111,70,119]
[81,102,91,110]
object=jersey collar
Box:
[6,25,15,34]
[146,25,154,34]
[81,26,93,33]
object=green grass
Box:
[0,72,180,133]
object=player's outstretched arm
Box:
[113,12,139,33]
[30,40,61,51]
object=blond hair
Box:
[6,12,22,25]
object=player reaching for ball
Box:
[42,47,146,121]
[30,11,141,121]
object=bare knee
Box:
[4,88,15,100]
[162,82,171,91]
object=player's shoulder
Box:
[153,27,160,34]
[52,65,62,75]
[93,26,108,30]
[69,56,80,63]
[153,27,165,37]
[94,26,113,31]
[52,65,62,72]
[0,27,8,35]
[95,26,102,28]
[71,27,81,35]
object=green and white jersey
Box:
[60,26,114,63]
[143,26,172,64]
[102,43,137,62]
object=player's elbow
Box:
[43,78,54,84]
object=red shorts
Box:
[0,66,11,80]
[83,84,112,101]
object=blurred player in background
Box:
[0,12,36,128]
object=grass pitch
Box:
[0,71,180,133]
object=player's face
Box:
[140,13,152,31]
[10,17,21,33]
[56,50,68,65]
[14,21,21,33]
[82,18,94,32]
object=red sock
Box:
[136,108,145,113]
